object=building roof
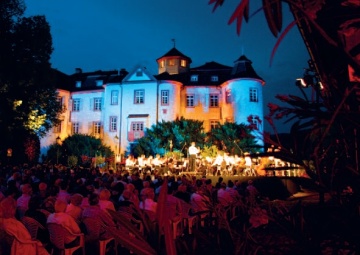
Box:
[154,57,265,86]
[66,69,128,92]
[156,47,192,63]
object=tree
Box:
[46,134,112,166]
[132,117,206,157]
[206,122,260,155]
[0,0,62,162]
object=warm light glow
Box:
[25,109,47,131]
[13,100,23,109]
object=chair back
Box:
[47,223,66,249]
[82,217,102,241]
[21,216,45,240]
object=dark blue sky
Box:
[24,0,310,133]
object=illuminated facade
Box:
[40,47,265,158]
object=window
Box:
[129,121,144,141]
[190,75,198,82]
[160,60,165,68]
[249,88,258,102]
[111,90,119,105]
[110,116,117,132]
[136,70,143,77]
[181,59,186,67]
[72,99,80,111]
[210,94,219,107]
[186,94,195,107]
[131,122,144,131]
[96,80,103,86]
[75,81,81,88]
[134,90,144,104]
[53,122,61,133]
[211,76,218,82]
[161,90,169,105]
[249,115,259,130]
[72,122,79,134]
[225,89,232,104]
[210,120,219,130]
[94,122,101,134]
[57,96,63,107]
[168,59,175,66]
[94,98,102,111]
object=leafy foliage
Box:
[0,0,62,161]
[46,134,112,166]
[132,117,206,157]
[206,122,261,155]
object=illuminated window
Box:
[72,99,80,111]
[131,122,144,131]
[181,59,186,67]
[210,94,219,107]
[168,59,175,66]
[75,81,81,88]
[210,120,219,130]
[134,90,145,104]
[110,116,117,132]
[72,122,79,134]
[111,90,118,105]
[160,60,165,68]
[211,76,218,82]
[94,98,102,111]
[94,122,101,134]
[249,88,258,102]
[190,75,198,82]
[186,94,195,107]
[161,90,169,105]
[96,80,103,86]
[53,122,61,133]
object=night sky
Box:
[24,0,311,134]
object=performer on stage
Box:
[188,142,200,172]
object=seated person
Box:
[47,200,81,245]
[1,197,49,255]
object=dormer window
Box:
[211,76,218,82]
[160,60,165,68]
[168,59,175,66]
[136,70,143,77]
[76,81,81,88]
[191,75,198,82]
[181,59,186,67]
[96,80,103,86]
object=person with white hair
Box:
[1,197,49,255]
[47,200,81,244]
[16,183,32,219]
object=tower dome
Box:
[156,47,192,75]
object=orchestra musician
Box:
[188,142,200,172]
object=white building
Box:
[40,47,265,159]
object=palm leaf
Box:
[107,209,147,242]
[270,20,297,66]
[105,226,157,255]
[262,0,279,37]
[227,0,250,36]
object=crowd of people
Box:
[0,162,260,254]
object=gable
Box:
[123,66,156,82]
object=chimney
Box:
[75,68,82,74]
